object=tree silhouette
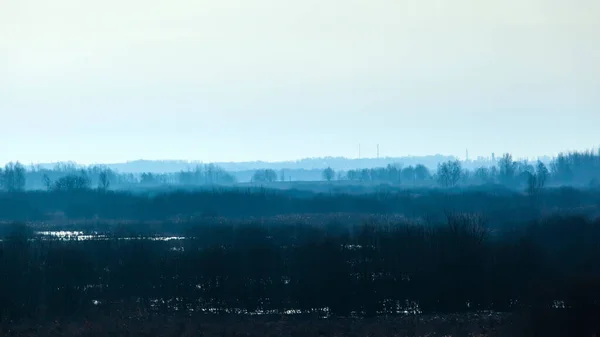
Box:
[140,172,157,185]
[497,153,517,185]
[414,164,430,181]
[42,174,52,190]
[1,162,26,192]
[401,166,416,184]
[474,167,491,184]
[536,161,549,187]
[252,169,278,183]
[436,160,461,187]
[53,174,91,191]
[322,167,335,182]
[98,170,111,191]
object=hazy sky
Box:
[1,0,599,165]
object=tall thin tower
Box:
[466,149,469,161]
[358,144,361,159]
[377,144,380,159]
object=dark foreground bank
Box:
[2,214,600,336]
[0,312,519,337]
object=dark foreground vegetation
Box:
[1,313,517,337]
[1,186,600,224]
[1,210,600,336]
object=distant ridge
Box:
[35,155,457,173]
[111,156,464,173]
[32,153,558,174]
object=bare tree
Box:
[252,169,278,183]
[140,172,156,185]
[53,174,91,191]
[526,172,538,195]
[474,167,490,183]
[1,162,26,192]
[436,160,461,187]
[401,166,416,184]
[98,170,111,191]
[414,164,430,181]
[42,174,52,191]
[497,153,516,185]
[527,161,550,194]
[322,167,335,182]
[525,161,549,194]
[536,161,549,188]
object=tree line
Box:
[1,149,599,192]
[332,150,600,190]
[0,163,237,192]
[1,185,600,223]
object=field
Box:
[1,187,600,336]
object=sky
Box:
[1,0,599,165]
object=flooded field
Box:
[36,230,186,241]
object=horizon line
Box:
[5,153,564,169]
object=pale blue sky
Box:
[1,0,599,165]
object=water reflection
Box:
[36,231,185,241]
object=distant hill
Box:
[33,154,553,175]
[97,155,458,173]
